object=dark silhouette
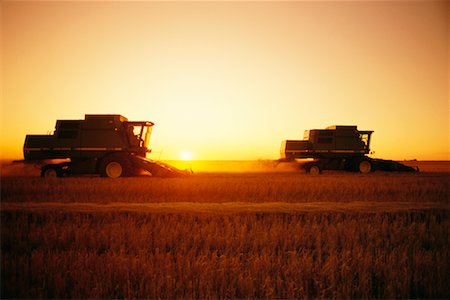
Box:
[21,114,187,178]
[281,125,417,174]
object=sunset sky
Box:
[1,0,448,161]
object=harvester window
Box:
[126,126,140,146]
[359,134,370,149]
[303,130,310,140]
[124,122,153,149]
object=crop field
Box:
[1,164,449,299]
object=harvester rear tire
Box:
[100,154,133,178]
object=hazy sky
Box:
[1,0,448,160]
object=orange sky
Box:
[1,0,449,161]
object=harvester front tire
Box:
[100,154,133,178]
[358,159,372,174]
[41,165,61,178]
[307,164,321,175]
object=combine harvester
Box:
[19,114,188,178]
[281,125,417,174]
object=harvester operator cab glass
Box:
[303,130,310,140]
[124,122,153,151]
[141,125,152,150]
[126,125,140,147]
[359,133,370,149]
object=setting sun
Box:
[179,150,193,161]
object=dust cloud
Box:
[0,161,41,177]
[0,159,69,177]
[164,160,301,173]
[0,159,302,177]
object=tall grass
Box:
[1,210,447,299]
[1,172,448,298]
[1,172,448,203]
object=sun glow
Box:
[179,151,193,161]
[1,2,448,161]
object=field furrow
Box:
[1,200,448,214]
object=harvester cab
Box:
[281,125,416,174]
[123,121,153,154]
[22,114,188,178]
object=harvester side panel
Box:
[281,125,372,161]
[309,130,335,150]
[24,134,82,160]
[23,115,133,161]
[80,115,129,154]
[80,130,127,153]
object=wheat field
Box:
[1,169,448,299]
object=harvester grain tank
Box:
[281,125,417,174]
[22,114,187,178]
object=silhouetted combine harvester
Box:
[280,125,418,174]
[16,114,188,178]
[15,116,417,177]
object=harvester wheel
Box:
[100,154,133,178]
[307,164,321,175]
[41,165,61,178]
[358,159,372,174]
